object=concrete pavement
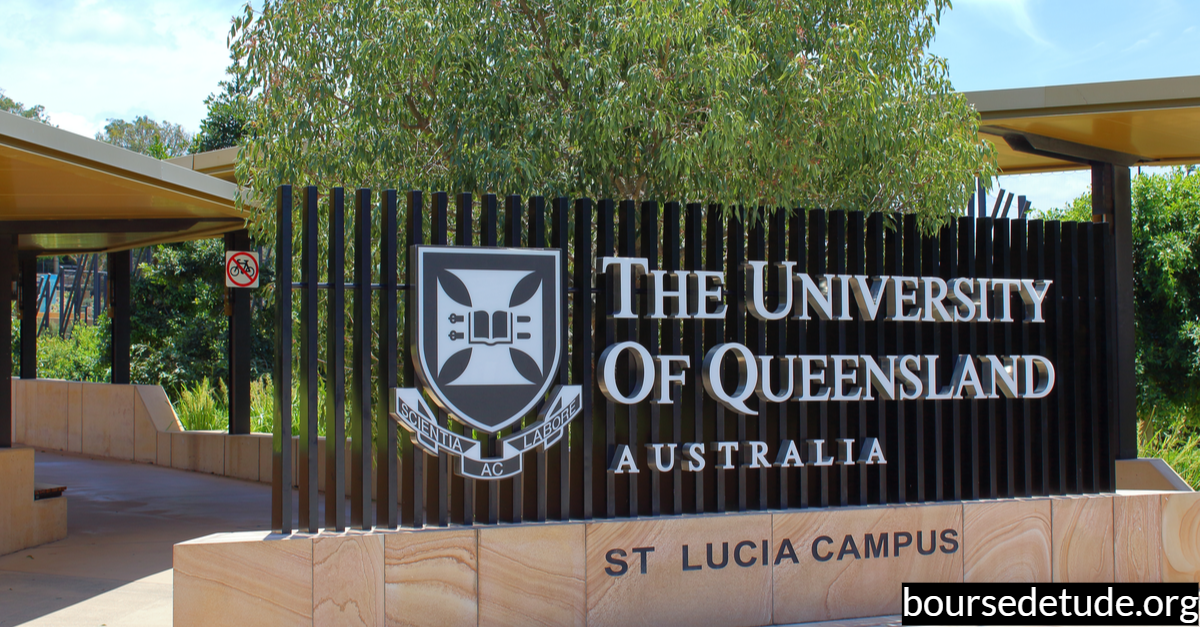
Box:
[0,450,271,627]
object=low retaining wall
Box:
[11,378,184,463]
[173,491,1200,627]
[11,378,374,494]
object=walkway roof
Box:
[967,75,1200,175]
[0,110,244,255]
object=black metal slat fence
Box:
[271,185,1117,533]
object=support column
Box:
[108,250,131,385]
[19,254,37,380]
[226,230,252,434]
[1092,163,1137,459]
[0,235,15,447]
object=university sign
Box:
[269,187,1120,535]
[176,186,1158,627]
[392,245,1057,482]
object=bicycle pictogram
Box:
[225,251,260,288]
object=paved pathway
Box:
[0,450,902,627]
[0,451,270,627]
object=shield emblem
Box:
[409,246,562,433]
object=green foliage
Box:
[1041,168,1200,405]
[0,88,53,124]
[1139,400,1200,489]
[250,375,275,433]
[176,377,229,431]
[129,240,229,398]
[230,0,995,238]
[39,320,111,382]
[128,240,275,403]
[191,71,253,154]
[95,115,192,158]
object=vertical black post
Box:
[662,201,684,516]
[638,200,660,517]
[596,199,616,519]
[616,200,637,518]
[272,186,294,533]
[501,195,522,523]
[745,214,766,511]
[351,189,374,529]
[451,192,474,526]
[0,236,13,448]
[226,230,252,434]
[884,215,902,504]
[550,197,570,521]
[19,253,36,380]
[571,198,594,521]
[1092,164,1137,459]
[526,195,547,522]
[847,212,866,505]
[865,213,884,505]
[108,250,131,384]
[377,190,399,529]
[768,209,789,510]
[400,191,425,528]
[705,206,726,512]
[429,192,449,527]
[299,187,320,533]
[326,189,347,532]
[809,210,829,506]
[683,203,705,513]
[478,194,499,525]
[828,211,848,506]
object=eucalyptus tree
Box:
[231,0,994,237]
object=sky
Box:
[2,0,1199,211]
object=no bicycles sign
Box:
[225,251,260,288]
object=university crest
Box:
[391,247,582,480]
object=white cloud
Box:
[0,0,247,134]
[43,110,102,138]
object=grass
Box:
[175,374,329,437]
[1138,400,1200,489]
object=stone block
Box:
[773,504,963,624]
[172,431,225,473]
[0,448,34,556]
[81,382,136,460]
[479,523,585,627]
[133,392,157,463]
[963,499,1050,583]
[172,432,194,471]
[156,431,171,467]
[67,382,82,453]
[225,434,263,482]
[1115,493,1162,582]
[174,531,313,627]
[586,515,771,627]
[313,533,385,626]
[137,384,183,431]
[1162,492,1200,582]
[384,529,477,627]
[31,496,67,546]
[1051,495,1114,582]
[26,380,69,451]
[194,431,227,475]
